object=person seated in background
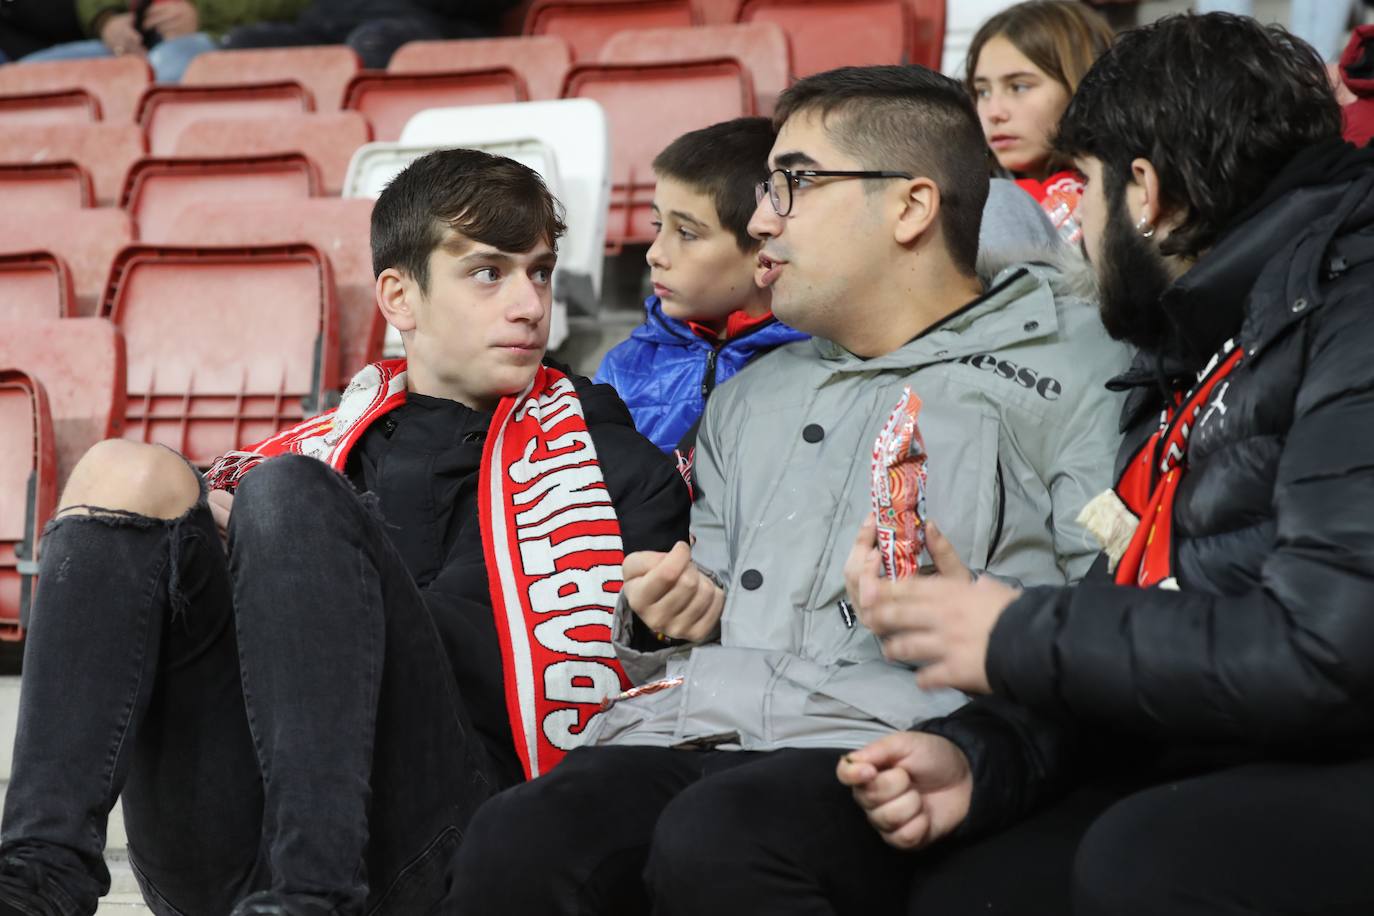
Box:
[220,0,517,69]
[593,116,807,468]
[0,1,82,63]
[21,0,309,82]
[840,13,1374,915]
[450,63,1132,916]
[968,0,1115,247]
[1336,23,1374,145]
[0,149,688,916]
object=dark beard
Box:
[1092,204,1174,353]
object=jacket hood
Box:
[978,178,1096,301]
[1158,139,1374,370]
[633,296,807,354]
[1111,140,1374,434]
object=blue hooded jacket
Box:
[594,296,809,452]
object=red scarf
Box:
[1080,342,1244,589]
[206,360,630,778]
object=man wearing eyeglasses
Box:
[452,65,1130,915]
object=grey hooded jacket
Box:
[588,182,1132,752]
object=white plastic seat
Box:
[397,98,609,320]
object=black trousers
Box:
[454,743,1374,915]
[0,455,502,916]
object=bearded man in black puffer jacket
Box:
[826,12,1374,916]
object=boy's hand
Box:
[836,731,972,850]
[99,13,145,55]
[622,541,724,643]
[145,0,199,38]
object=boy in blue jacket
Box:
[595,117,807,460]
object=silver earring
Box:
[1136,215,1155,239]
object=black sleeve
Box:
[918,696,1084,841]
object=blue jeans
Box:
[1195,0,1354,60]
[0,456,502,915]
[22,32,218,83]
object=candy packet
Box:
[871,387,929,578]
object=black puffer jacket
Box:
[923,141,1374,838]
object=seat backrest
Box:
[738,0,911,77]
[342,69,529,142]
[136,82,315,157]
[182,46,362,111]
[0,123,146,205]
[121,154,321,245]
[0,252,73,321]
[906,0,944,69]
[526,0,696,61]
[0,208,136,318]
[103,244,338,466]
[172,112,372,196]
[561,60,753,247]
[389,35,573,101]
[0,369,56,639]
[599,22,789,113]
[0,57,152,124]
[167,198,379,384]
[0,161,94,212]
[398,98,609,314]
[0,88,101,126]
[0,318,126,489]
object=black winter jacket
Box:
[922,141,1374,838]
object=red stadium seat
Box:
[0,318,127,490]
[101,244,338,466]
[738,0,911,76]
[0,369,56,640]
[0,161,94,212]
[121,154,321,245]
[0,88,100,126]
[0,209,136,318]
[342,69,529,142]
[135,82,315,157]
[0,252,73,321]
[172,112,372,196]
[168,198,380,385]
[907,0,944,70]
[562,59,754,247]
[182,46,362,111]
[389,35,573,101]
[0,123,146,206]
[526,0,696,61]
[0,56,152,124]
[599,22,789,113]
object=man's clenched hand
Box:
[836,731,973,850]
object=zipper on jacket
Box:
[987,460,1006,564]
[701,349,719,400]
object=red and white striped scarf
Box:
[206,359,630,778]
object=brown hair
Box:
[653,116,776,252]
[966,1,1115,99]
[370,148,566,291]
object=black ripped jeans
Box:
[0,455,503,916]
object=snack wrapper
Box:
[871,387,929,578]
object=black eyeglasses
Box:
[755,167,914,217]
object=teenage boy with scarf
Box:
[836,14,1374,915]
[0,149,689,916]
[452,65,1131,915]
